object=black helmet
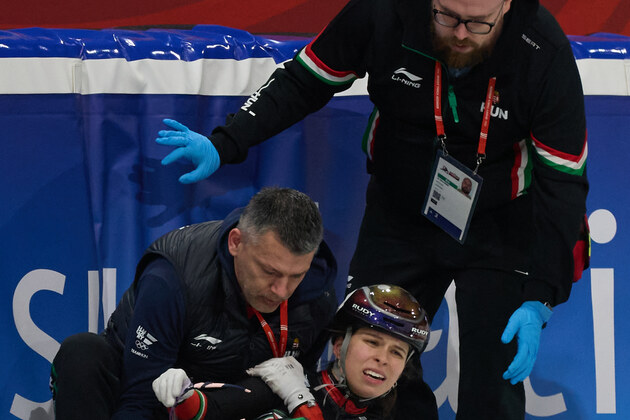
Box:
[334,284,430,354]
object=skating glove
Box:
[152,368,194,407]
[156,118,220,184]
[247,356,315,413]
[501,301,553,384]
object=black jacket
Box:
[104,208,338,417]
[208,0,587,306]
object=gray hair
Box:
[238,187,323,255]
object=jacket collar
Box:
[397,0,435,58]
[217,208,245,310]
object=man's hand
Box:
[152,368,193,407]
[156,119,220,184]
[501,301,553,384]
[247,356,315,413]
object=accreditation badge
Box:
[422,149,483,244]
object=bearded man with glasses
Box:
[431,0,506,69]
[155,0,590,419]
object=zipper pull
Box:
[448,85,459,123]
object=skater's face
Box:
[333,327,409,399]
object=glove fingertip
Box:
[179,174,196,184]
[162,118,188,131]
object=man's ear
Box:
[332,336,343,359]
[228,228,242,257]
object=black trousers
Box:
[348,180,525,420]
[51,332,123,420]
[51,332,172,419]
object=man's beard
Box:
[431,20,500,69]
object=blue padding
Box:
[2,27,629,63]
[569,33,630,60]
[0,25,308,62]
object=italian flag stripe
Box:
[511,139,532,199]
[362,108,379,161]
[531,132,588,175]
[296,44,357,86]
[192,390,207,420]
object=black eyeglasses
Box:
[432,2,504,35]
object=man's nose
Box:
[453,22,469,39]
[270,277,290,299]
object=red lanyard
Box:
[253,300,288,358]
[433,61,496,171]
[433,62,446,138]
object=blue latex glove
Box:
[501,301,553,384]
[156,118,220,184]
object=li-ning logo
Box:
[391,67,422,88]
[352,303,375,317]
[193,334,223,350]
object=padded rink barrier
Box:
[0,26,628,419]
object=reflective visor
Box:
[345,285,430,346]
